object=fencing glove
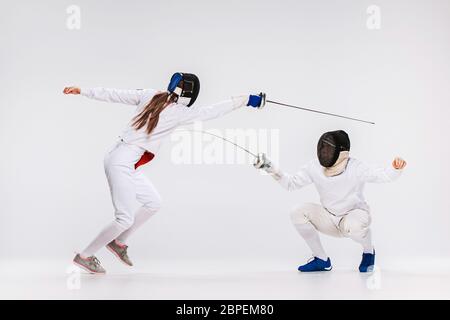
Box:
[254,153,282,180]
[247,93,266,108]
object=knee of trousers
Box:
[339,218,370,238]
[290,203,315,225]
[114,214,135,230]
[141,194,163,212]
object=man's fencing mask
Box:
[317,130,350,167]
[167,72,200,107]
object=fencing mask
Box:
[317,130,350,168]
[167,72,200,107]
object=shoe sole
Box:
[106,244,133,267]
[73,260,106,275]
[359,265,375,273]
[299,266,333,272]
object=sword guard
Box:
[254,153,270,169]
[258,92,266,109]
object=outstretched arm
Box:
[357,157,407,183]
[254,154,313,191]
[180,94,263,124]
[63,86,152,106]
[180,96,247,124]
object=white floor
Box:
[1,258,450,299]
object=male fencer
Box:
[254,130,407,272]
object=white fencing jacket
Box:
[273,158,402,216]
[81,88,247,153]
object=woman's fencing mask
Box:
[167,72,200,107]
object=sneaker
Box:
[73,254,106,274]
[107,240,133,266]
[359,250,375,273]
[298,257,332,272]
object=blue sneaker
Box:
[359,250,375,273]
[298,257,332,272]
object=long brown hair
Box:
[132,91,178,134]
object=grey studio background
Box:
[1,0,449,276]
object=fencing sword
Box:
[259,93,375,125]
[178,129,269,168]
[175,129,284,170]
[177,129,258,157]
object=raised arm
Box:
[254,154,313,191]
[356,157,406,183]
[63,86,153,106]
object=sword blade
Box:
[179,129,258,158]
[266,99,375,125]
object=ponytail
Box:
[132,92,177,135]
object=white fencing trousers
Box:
[290,203,374,259]
[81,142,162,257]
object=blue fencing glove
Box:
[247,95,261,108]
[247,92,266,108]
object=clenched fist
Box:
[63,86,81,95]
[392,157,407,170]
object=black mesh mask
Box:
[317,130,350,167]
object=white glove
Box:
[253,153,272,171]
[253,153,283,180]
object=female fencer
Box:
[63,73,264,274]
[254,130,407,272]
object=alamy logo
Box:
[66,265,81,290]
[366,5,381,30]
[366,266,382,290]
[66,5,81,30]
[170,122,280,166]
